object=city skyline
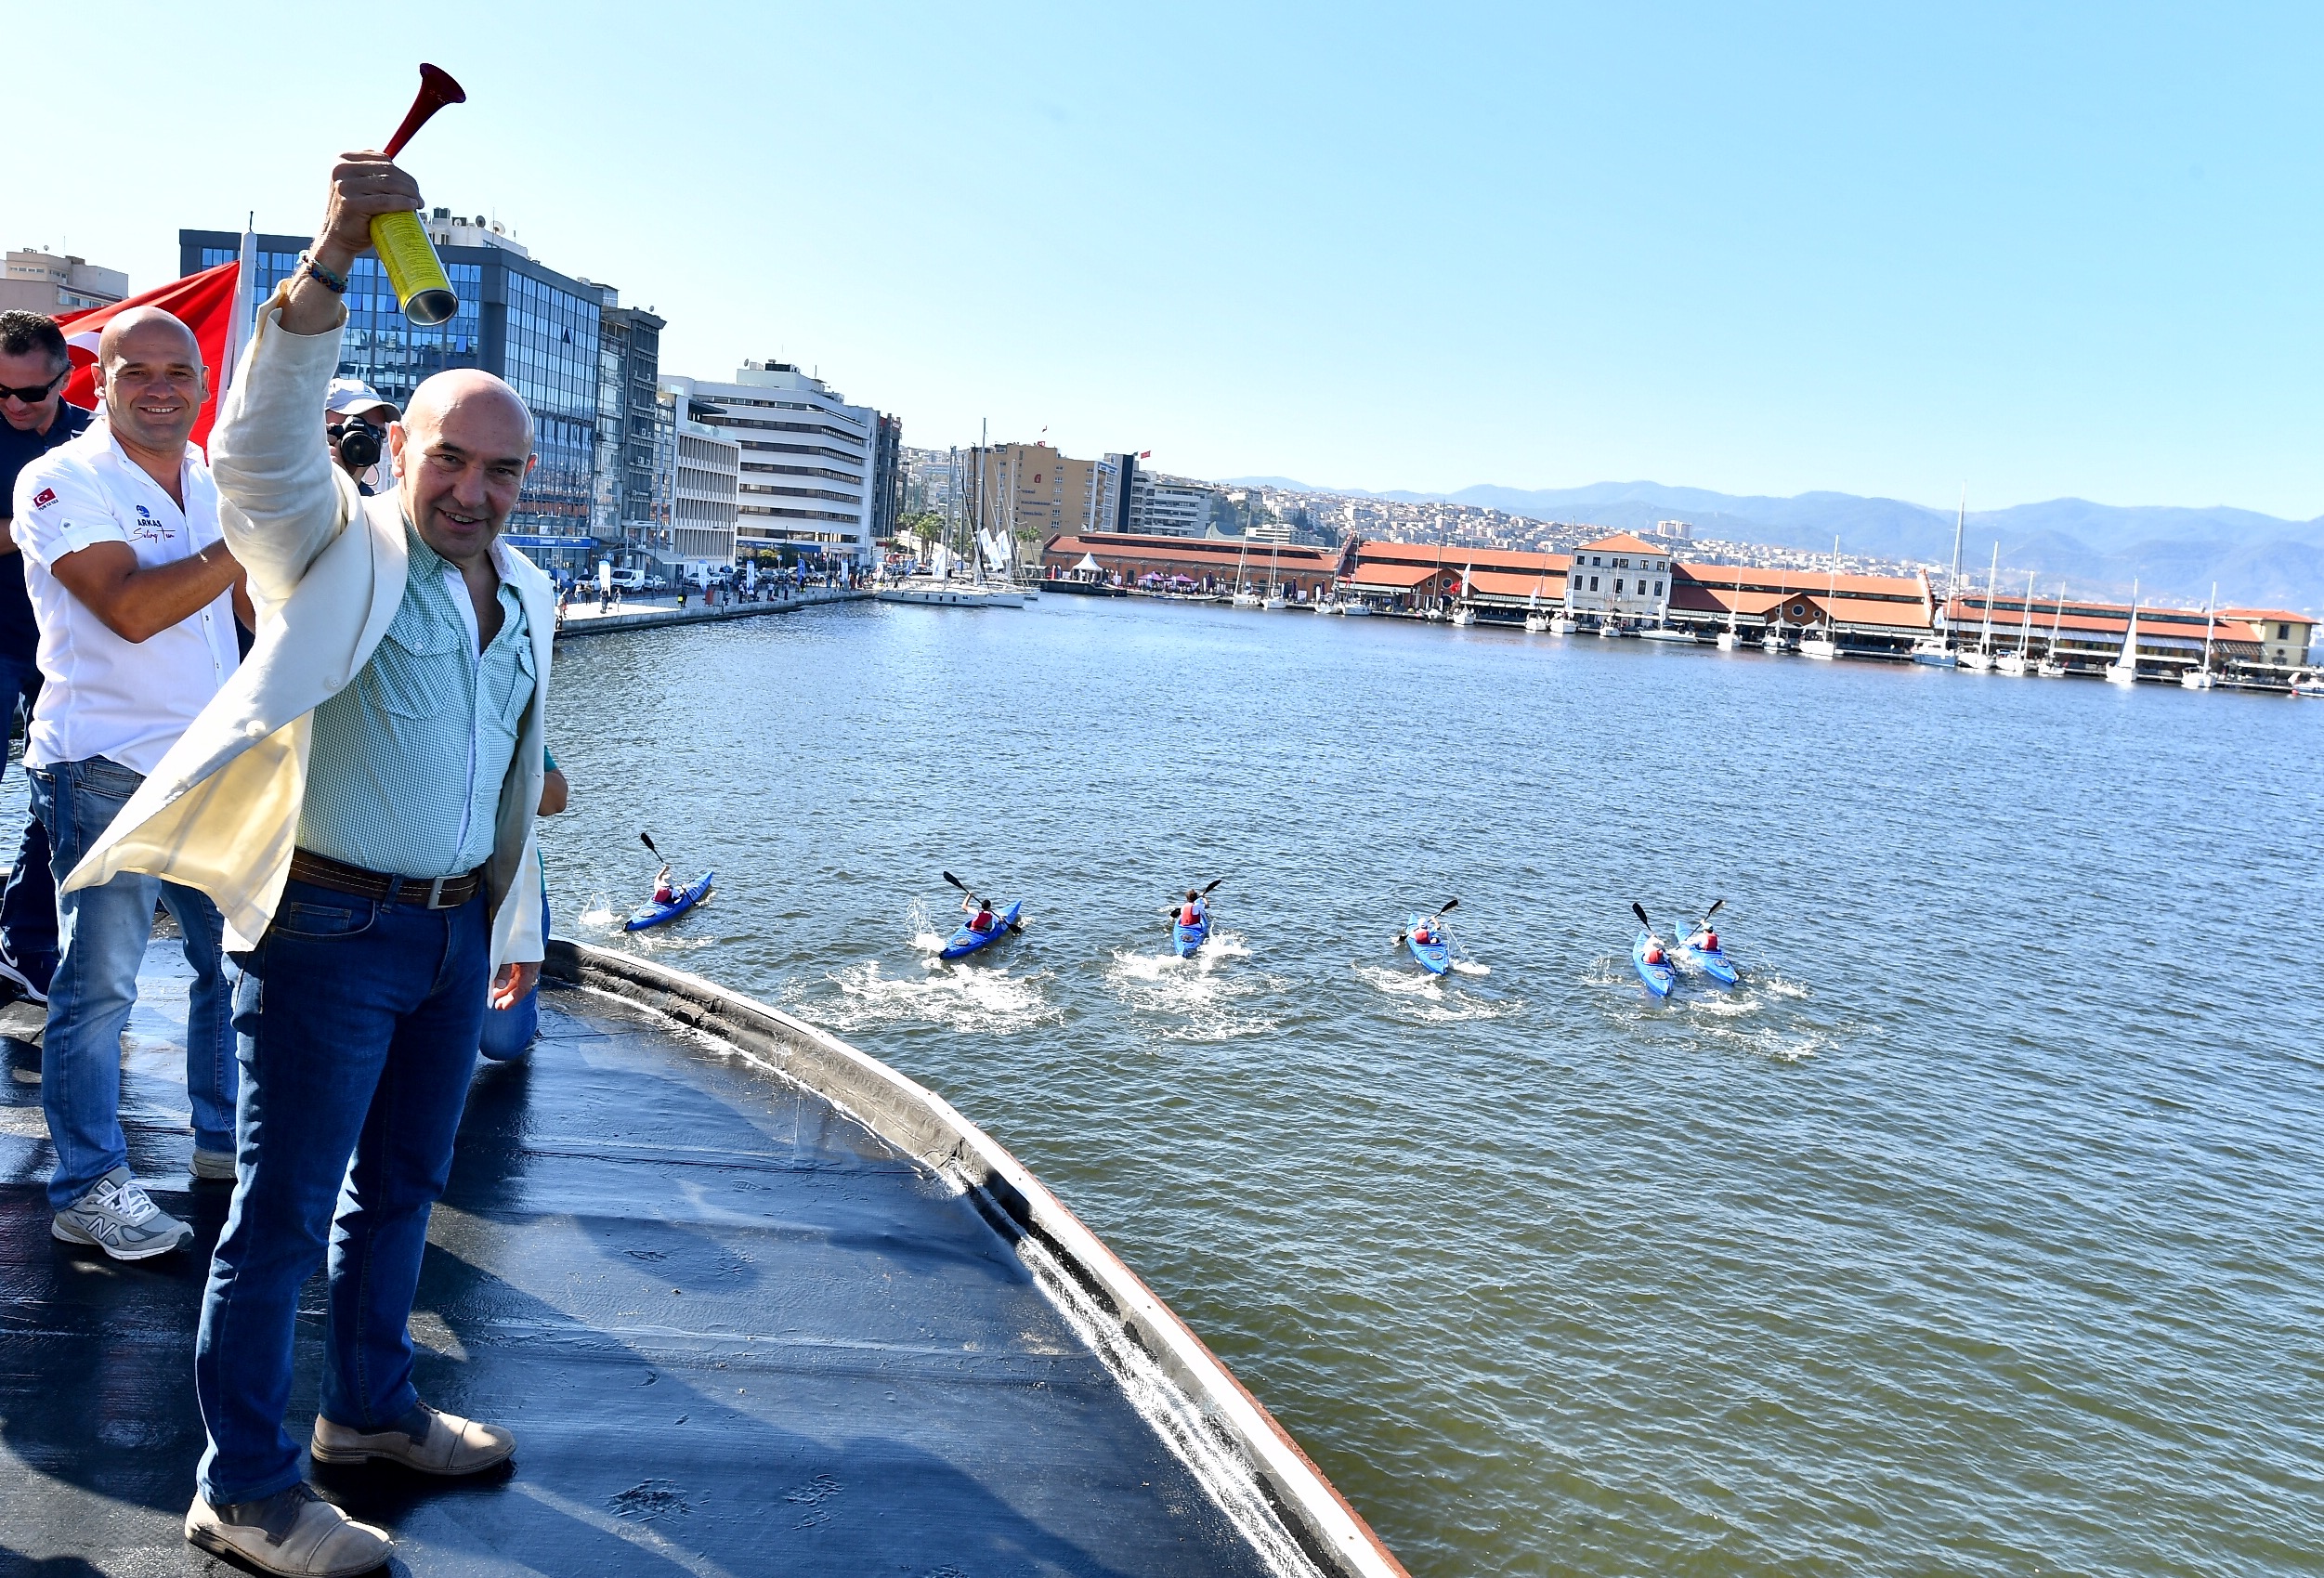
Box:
[14,4,2324,519]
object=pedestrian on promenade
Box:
[0,310,92,1006]
[14,306,250,1258]
[66,152,554,1571]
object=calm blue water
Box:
[540,594,2323,1577]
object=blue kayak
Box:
[1173,918,1209,958]
[1678,934,1740,985]
[625,870,714,932]
[940,900,1022,960]
[1405,916,1451,975]
[1632,932,1677,998]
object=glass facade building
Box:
[185,227,608,575]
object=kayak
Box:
[1678,935,1740,985]
[940,900,1022,960]
[624,870,714,932]
[1405,916,1451,975]
[1632,932,1677,998]
[1172,918,1209,958]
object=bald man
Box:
[48,152,555,1571]
[12,306,251,1265]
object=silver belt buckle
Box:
[424,876,453,909]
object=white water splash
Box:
[804,958,1060,1036]
[1103,932,1276,1041]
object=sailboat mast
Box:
[1949,487,1966,606]
[1979,543,1998,653]
[2018,570,2035,651]
[2202,581,2216,672]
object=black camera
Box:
[331,419,384,471]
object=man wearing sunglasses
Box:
[0,311,87,1009]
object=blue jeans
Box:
[476,872,549,1062]
[31,756,236,1210]
[193,878,490,1505]
[0,653,56,969]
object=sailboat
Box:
[2037,585,2069,676]
[1996,571,2037,674]
[1230,537,1261,607]
[1959,544,1999,672]
[1263,541,1287,608]
[2180,584,2218,689]
[1798,536,1840,659]
[1716,567,1743,649]
[1913,489,1967,666]
[2106,580,2141,686]
[1448,563,1476,625]
[1522,569,1550,633]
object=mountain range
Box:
[1223,477,2324,616]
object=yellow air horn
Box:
[371,63,467,327]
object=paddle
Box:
[1631,900,1653,934]
[1690,897,1725,941]
[1158,877,1226,917]
[1396,897,1457,946]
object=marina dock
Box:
[0,940,1402,1577]
[554,585,869,641]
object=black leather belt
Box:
[288,847,486,910]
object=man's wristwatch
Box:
[297,251,349,293]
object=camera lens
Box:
[337,422,382,469]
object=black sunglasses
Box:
[0,370,66,405]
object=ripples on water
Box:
[542,595,2323,1577]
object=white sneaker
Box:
[51,1166,193,1259]
[185,1482,392,1576]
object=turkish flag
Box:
[55,260,242,451]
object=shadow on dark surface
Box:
[0,959,1286,1576]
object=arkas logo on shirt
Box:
[128,503,174,543]
[30,488,55,510]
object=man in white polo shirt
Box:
[11,306,249,1259]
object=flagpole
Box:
[218,213,257,402]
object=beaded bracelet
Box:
[297,251,349,293]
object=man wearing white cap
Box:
[322,378,398,495]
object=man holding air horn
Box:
[65,112,555,1569]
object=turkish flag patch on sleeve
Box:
[31,489,56,509]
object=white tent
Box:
[1074,553,1102,573]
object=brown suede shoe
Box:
[185,1482,391,1576]
[309,1402,515,1475]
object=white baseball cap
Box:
[324,378,398,421]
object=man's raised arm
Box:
[208,154,424,599]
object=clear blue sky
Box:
[17,2,2321,517]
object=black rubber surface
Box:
[0,945,1281,1576]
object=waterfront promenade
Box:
[553,585,868,641]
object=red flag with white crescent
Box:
[55,260,242,451]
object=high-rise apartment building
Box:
[2,249,127,314]
[966,443,1099,542]
[184,215,613,576]
[673,361,884,567]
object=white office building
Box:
[670,361,880,567]
[653,382,739,580]
[1129,472,1227,538]
[1562,532,1672,623]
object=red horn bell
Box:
[384,63,467,158]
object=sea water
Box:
[543,593,2323,1577]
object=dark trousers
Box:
[193,879,490,1505]
[0,654,56,967]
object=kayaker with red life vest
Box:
[1641,934,1670,967]
[1180,890,1207,929]
[963,895,998,933]
[1412,918,1438,946]
[652,866,674,906]
[1687,925,1718,954]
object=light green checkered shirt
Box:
[297,524,536,879]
